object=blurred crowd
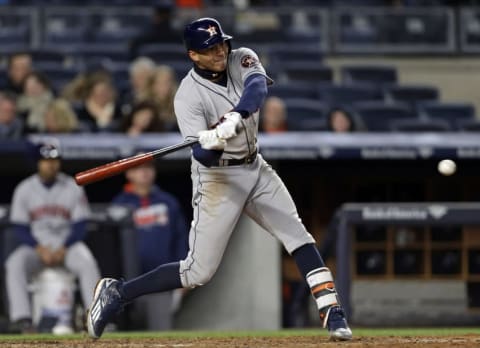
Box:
[0,52,180,138]
[0,50,359,141]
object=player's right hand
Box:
[198,129,227,150]
[36,245,55,266]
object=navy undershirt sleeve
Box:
[192,143,223,168]
[233,73,268,118]
[65,220,87,247]
[13,224,37,247]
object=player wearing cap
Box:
[87,18,352,341]
[5,141,100,333]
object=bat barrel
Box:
[75,153,154,186]
[74,139,199,186]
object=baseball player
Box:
[87,18,352,341]
[6,141,100,332]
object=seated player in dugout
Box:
[87,18,352,341]
[111,160,188,331]
[6,141,100,333]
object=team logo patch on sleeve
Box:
[241,55,258,68]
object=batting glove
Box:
[198,129,227,150]
[215,112,242,140]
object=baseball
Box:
[438,159,456,176]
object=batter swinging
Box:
[87,18,352,341]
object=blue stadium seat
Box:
[457,119,480,132]
[419,102,476,129]
[41,66,81,91]
[341,65,397,85]
[268,83,319,100]
[166,62,192,80]
[284,62,333,83]
[93,28,141,44]
[0,71,7,90]
[45,28,88,45]
[284,98,327,131]
[385,85,439,107]
[389,119,451,132]
[354,101,415,131]
[267,44,323,64]
[318,84,383,107]
[137,44,188,63]
[0,26,29,46]
[63,44,130,64]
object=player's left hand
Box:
[216,112,241,139]
[198,129,227,150]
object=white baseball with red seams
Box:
[438,159,456,176]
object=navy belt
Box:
[217,150,258,167]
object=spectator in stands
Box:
[147,65,178,131]
[112,160,188,330]
[17,72,54,133]
[129,57,156,105]
[5,141,100,333]
[122,101,164,136]
[260,96,288,133]
[44,99,79,134]
[77,74,123,132]
[6,52,32,95]
[0,92,23,139]
[129,4,179,57]
[326,107,362,133]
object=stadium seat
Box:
[0,26,30,46]
[45,28,88,45]
[456,119,480,132]
[389,119,451,132]
[62,44,130,64]
[268,82,319,100]
[385,85,439,107]
[284,62,333,83]
[341,65,397,85]
[318,84,383,107]
[354,101,415,131]
[419,102,476,129]
[93,28,141,44]
[284,98,327,131]
[267,44,323,64]
[29,49,67,65]
[137,44,188,64]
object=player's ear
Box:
[188,50,199,63]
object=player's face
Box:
[189,42,229,72]
[126,164,156,188]
[37,159,61,181]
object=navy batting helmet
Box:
[183,17,232,51]
[35,141,61,160]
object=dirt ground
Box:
[1,335,479,348]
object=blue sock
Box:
[292,243,326,279]
[120,262,182,301]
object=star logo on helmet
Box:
[200,25,217,37]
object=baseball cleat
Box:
[326,306,353,341]
[87,278,125,339]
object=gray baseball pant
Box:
[5,242,100,321]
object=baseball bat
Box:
[75,138,199,186]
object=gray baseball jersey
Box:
[175,47,268,159]
[174,46,315,288]
[10,173,90,249]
